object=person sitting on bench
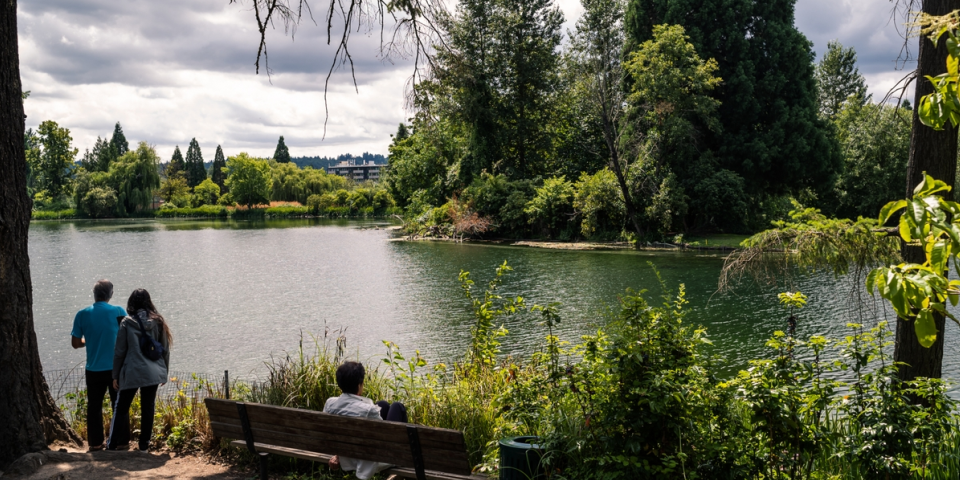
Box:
[324,361,408,479]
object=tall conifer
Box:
[109,122,129,157]
[815,41,868,119]
[167,145,185,179]
[185,138,206,187]
[80,136,114,172]
[211,145,227,192]
[273,136,291,163]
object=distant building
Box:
[326,160,383,182]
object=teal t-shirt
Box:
[71,302,127,372]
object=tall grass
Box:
[62,373,221,452]
[244,332,513,468]
[31,209,77,220]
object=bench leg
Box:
[258,452,269,480]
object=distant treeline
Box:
[292,153,387,171]
[187,151,388,172]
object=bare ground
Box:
[7,444,247,480]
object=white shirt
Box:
[322,393,391,479]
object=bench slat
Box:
[209,411,467,453]
[211,419,471,474]
[212,421,416,467]
[206,399,472,475]
[243,402,466,445]
[227,441,490,480]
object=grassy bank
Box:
[31,205,403,221]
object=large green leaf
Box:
[915,310,939,348]
[866,268,880,295]
[879,200,907,225]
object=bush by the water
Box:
[31,209,77,220]
[155,205,230,218]
[233,264,960,479]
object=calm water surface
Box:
[29,218,960,389]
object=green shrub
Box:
[524,176,575,239]
[31,209,77,220]
[461,173,535,237]
[193,178,221,206]
[264,206,310,217]
[81,187,118,218]
[306,194,324,213]
[154,205,229,218]
[573,168,625,240]
[217,192,236,206]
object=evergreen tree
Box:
[816,40,868,118]
[393,123,409,141]
[273,136,291,163]
[441,0,499,183]
[109,122,129,157]
[167,145,185,179]
[494,0,563,178]
[80,136,115,172]
[185,138,206,187]
[211,145,228,192]
[624,0,841,218]
[438,0,563,182]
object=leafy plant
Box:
[868,174,960,347]
[458,261,525,369]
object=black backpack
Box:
[133,316,166,362]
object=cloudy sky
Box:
[18,0,914,161]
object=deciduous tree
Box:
[35,120,78,200]
[0,2,81,468]
[110,142,161,215]
[225,153,272,208]
[193,178,221,206]
[622,24,723,234]
[567,0,643,237]
[825,99,909,219]
[895,0,960,381]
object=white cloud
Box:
[19,0,915,159]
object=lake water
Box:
[28,218,960,390]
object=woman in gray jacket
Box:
[107,289,172,451]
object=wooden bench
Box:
[205,398,489,480]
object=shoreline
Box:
[394,235,739,252]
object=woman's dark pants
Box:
[107,384,158,451]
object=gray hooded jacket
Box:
[113,310,170,390]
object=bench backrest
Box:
[205,398,472,476]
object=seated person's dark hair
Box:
[336,361,365,395]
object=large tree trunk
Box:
[0,0,80,469]
[896,0,960,382]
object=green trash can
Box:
[498,436,545,480]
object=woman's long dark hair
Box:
[127,288,173,347]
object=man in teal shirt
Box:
[71,279,127,451]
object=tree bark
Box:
[0,0,80,469]
[896,0,960,382]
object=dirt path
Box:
[7,445,246,480]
